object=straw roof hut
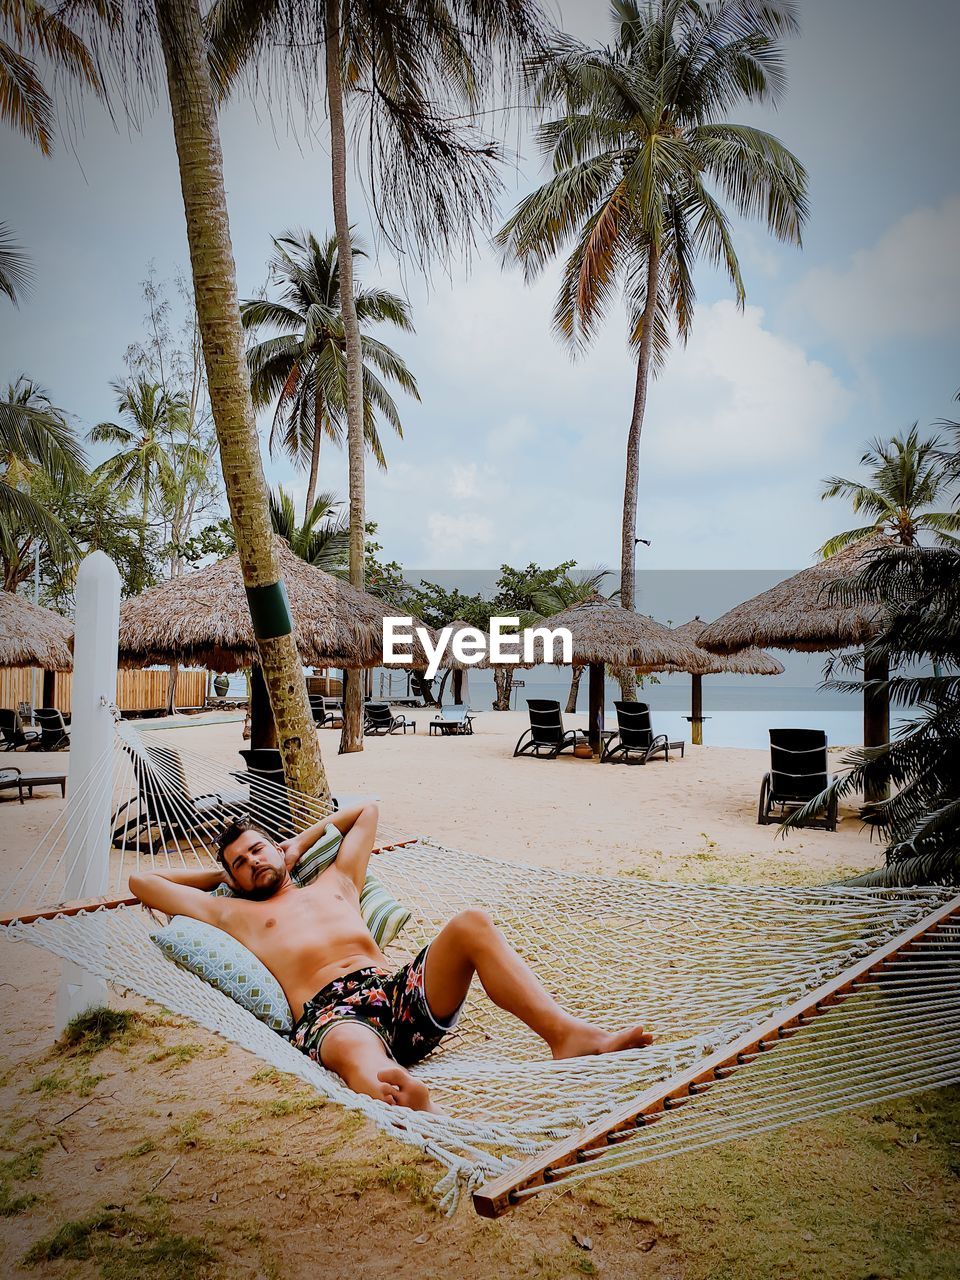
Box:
[118,538,439,672]
[697,535,891,788]
[667,618,784,745]
[697,535,887,656]
[0,590,73,670]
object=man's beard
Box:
[245,867,283,900]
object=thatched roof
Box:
[118,539,439,671]
[667,618,784,676]
[0,590,73,670]
[698,535,888,656]
[487,597,712,671]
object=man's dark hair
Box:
[216,816,266,868]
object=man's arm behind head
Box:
[129,864,228,925]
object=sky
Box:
[2,0,959,584]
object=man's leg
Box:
[423,909,653,1059]
[318,1022,439,1112]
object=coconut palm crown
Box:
[241,232,418,517]
[820,425,960,557]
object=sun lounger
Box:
[429,706,475,736]
[32,708,70,750]
[317,697,344,729]
[0,708,40,751]
[364,703,416,735]
[758,728,838,831]
[513,700,587,759]
[111,742,246,853]
[601,701,683,765]
[0,766,66,803]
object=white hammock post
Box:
[54,551,121,1035]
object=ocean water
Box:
[219,668,892,751]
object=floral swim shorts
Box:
[290,945,461,1068]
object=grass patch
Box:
[174,1111,211,1151]
[377,1161,435,1206]
[21,1205,218,1279]
[29,1072,69,1096]
[0,1144,47,1217]
[257,1092,325,1119]
[146,1044,204,1071]
[57,1007,141,1057]
[126,1139,157,1159]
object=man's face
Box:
[222,829,286,899]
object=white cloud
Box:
[790,195,960,349]
[645,301,851,469]
[425,512,495,561]
[451,463,481,499]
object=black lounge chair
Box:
[111,742,246,853]
[513,699,586,759]
[0,765,66,802]
[33,708,70,750]
[318,697,344,728]
[429,706,475,736]
[364,703,416,735]
[0,708,40,751]
[601,702,682,765]
[758,728,838,831]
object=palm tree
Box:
[208,0,548,751]
[820,426,960,556]
[90,378,184,591]
[530,568,612,712]
[269,486,349,572]
[242,231,418,519]
[152,0,330,799]
[0,0,112,154]
[1,377,84,585]
[497,0,807,698]
[0,224,31,304]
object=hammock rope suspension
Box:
[2,723,958,1216]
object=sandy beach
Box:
[2,710,957,1279]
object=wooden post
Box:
[55,552,120,1036]
[250,664,278,750]
[863,650,890,803]
[691,674,703,747]
[588,662,605,757]
[41,669,56,709]
[452,670,464,706]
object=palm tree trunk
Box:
[155,0,329,800]
[565,665,583,714]
[618,244,661,702]
[304,387,323,520]
[325,0,366,755]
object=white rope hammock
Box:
[2,723,958,1215]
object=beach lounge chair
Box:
[364,703,416,735]
[0,709,40,751]
[601,702,682,765]
[758,728,838,831]
[513,700,587,760]
[32,708,70,751]
[111,742,246,853]
[17,701,34,725]
[319,697,344,728]
[0,766,66,803]
[429,706,475,736]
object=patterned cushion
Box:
[151,916,293,1034]
[152,823,411,1034]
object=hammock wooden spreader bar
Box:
[472,891,960,1218]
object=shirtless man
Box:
[130,803,652,1112]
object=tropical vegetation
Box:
[242,231,418,519]
[497,0,808,697]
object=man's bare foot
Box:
[550,1019,654,1061]
[377,1065,442,1113]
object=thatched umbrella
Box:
[500,598,709,756]
[119,539,438,744]
[0,591,73,713]
[0,591,73,669]
[698,534,889,794]
[668,618,784,746]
